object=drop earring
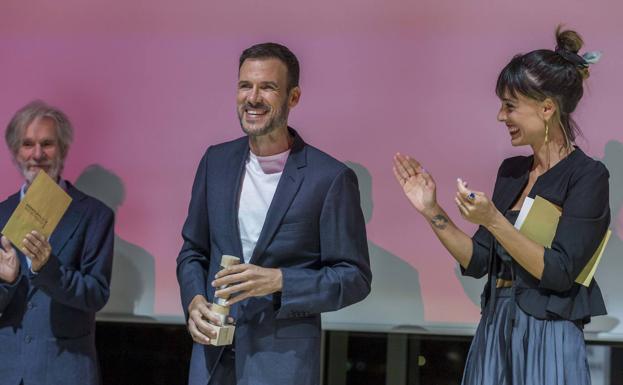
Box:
[544,121,549,145]
[544,121,551,170]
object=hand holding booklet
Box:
[1,171,72,253]
[514,195,611,287]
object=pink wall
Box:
[1,0,622,328]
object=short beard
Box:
[238,99,289,137]
[17,159,63,185]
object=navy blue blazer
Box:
[463,148,609,323]
[0,183,114,385]
[177,129,372,385]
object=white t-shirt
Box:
[237,149,290,263]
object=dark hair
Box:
[239,42,300,91]
[496,26,592,147]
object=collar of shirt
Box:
[248,149,291,174]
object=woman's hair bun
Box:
[555,25,584,54]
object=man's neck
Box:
[248,127,293,156]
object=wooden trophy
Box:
[210,254,240,346]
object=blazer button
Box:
[27,302,34,310]
[25,336,32,344]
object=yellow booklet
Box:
[515,195,611,287]
[1,171,72,253]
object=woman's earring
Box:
[544,121,549,145]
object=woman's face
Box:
[497,91,548,147]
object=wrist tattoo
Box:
[431,214,449,230]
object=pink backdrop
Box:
[1,0,622,333]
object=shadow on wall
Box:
[322,162,425,328]
[75,165,156,319]
[589,140,623,333]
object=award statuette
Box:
[210,254,240,346]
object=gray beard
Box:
[19,161,63,184]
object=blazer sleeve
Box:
[275,167,372,319]
[0,268,24,315]
[177,150,211,320]
[29,204,114,312]
[539,161,611,292]
[461,225,491,278]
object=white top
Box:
[238,150,290,263]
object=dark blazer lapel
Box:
[0,193,29,268]
[49,183,85,256]
[0,193,20,232]
[225,139,250,260]
[494,157,532,212]
[249,130,306,265]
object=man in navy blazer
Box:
[177,43,372,385]
[0,101,114,385]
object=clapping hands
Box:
[392,153,437,215]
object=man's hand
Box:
[187,294,229,345]
[212,264,283,306]
[21,231,52,272]
[0,236,19,284]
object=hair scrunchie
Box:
[555,47,589,68]
[555,47,602,68]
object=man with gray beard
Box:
[0,101,114,385]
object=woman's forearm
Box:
[421,204,473,269]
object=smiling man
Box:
[177,43,372,385]
[0,101,114,385]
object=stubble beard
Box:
[238,99,290,138]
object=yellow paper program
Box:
[518,195,611,287]
[1,171,72,252]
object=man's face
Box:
[237,58,298,137]
[15,117,63,184]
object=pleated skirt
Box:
[461,288,591,385]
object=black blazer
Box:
[462,147,610,323]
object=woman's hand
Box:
[393,153,437,215]
[454,178,499,227]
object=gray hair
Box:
[5,100,74,159]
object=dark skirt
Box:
[461,288,591,385]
